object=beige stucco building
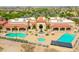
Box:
[0,17,76,33]
[49,17,75,32]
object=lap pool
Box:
[51,33,76,48]
[6,33,27,38]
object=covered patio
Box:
[4,23,27,32]
[50,23,72,31]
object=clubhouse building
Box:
[0,17,76,32]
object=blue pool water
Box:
[6,33,27,38]
[38,38,45,42]
[58,33,75,43]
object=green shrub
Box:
[46,33,49,36]
[45,29,47,31]
[29,31,32,33]
[35,34,38,36]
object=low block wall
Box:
[51,40,73,48]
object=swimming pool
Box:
[51,33,76,48]
[38,38,45,42]
[6,33,27,38]
[58,33,75,43]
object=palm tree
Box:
[46,25,50,30]
[72,18,79,25]
[32,25,36,29]
[14,26,18,40]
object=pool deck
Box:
[24,32,64,45]
[23,31,79,52]
[23,32,73,51]
[0,31,79,52]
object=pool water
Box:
[38,38,45,42]
[58,33,75,43]
[6,33,27,38]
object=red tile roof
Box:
[30,20,36,26]
[36,17,48,25]
[4,22,27,28]
[37,17,46,23]
[50,23,71,28]
[0,20,7,25]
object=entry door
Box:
[39,24,43,32]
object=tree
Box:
[0,7,79,19]
[72,18,79,25]
[46,25,50,30]
[14,26,18,40]
[32,25,36,29]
